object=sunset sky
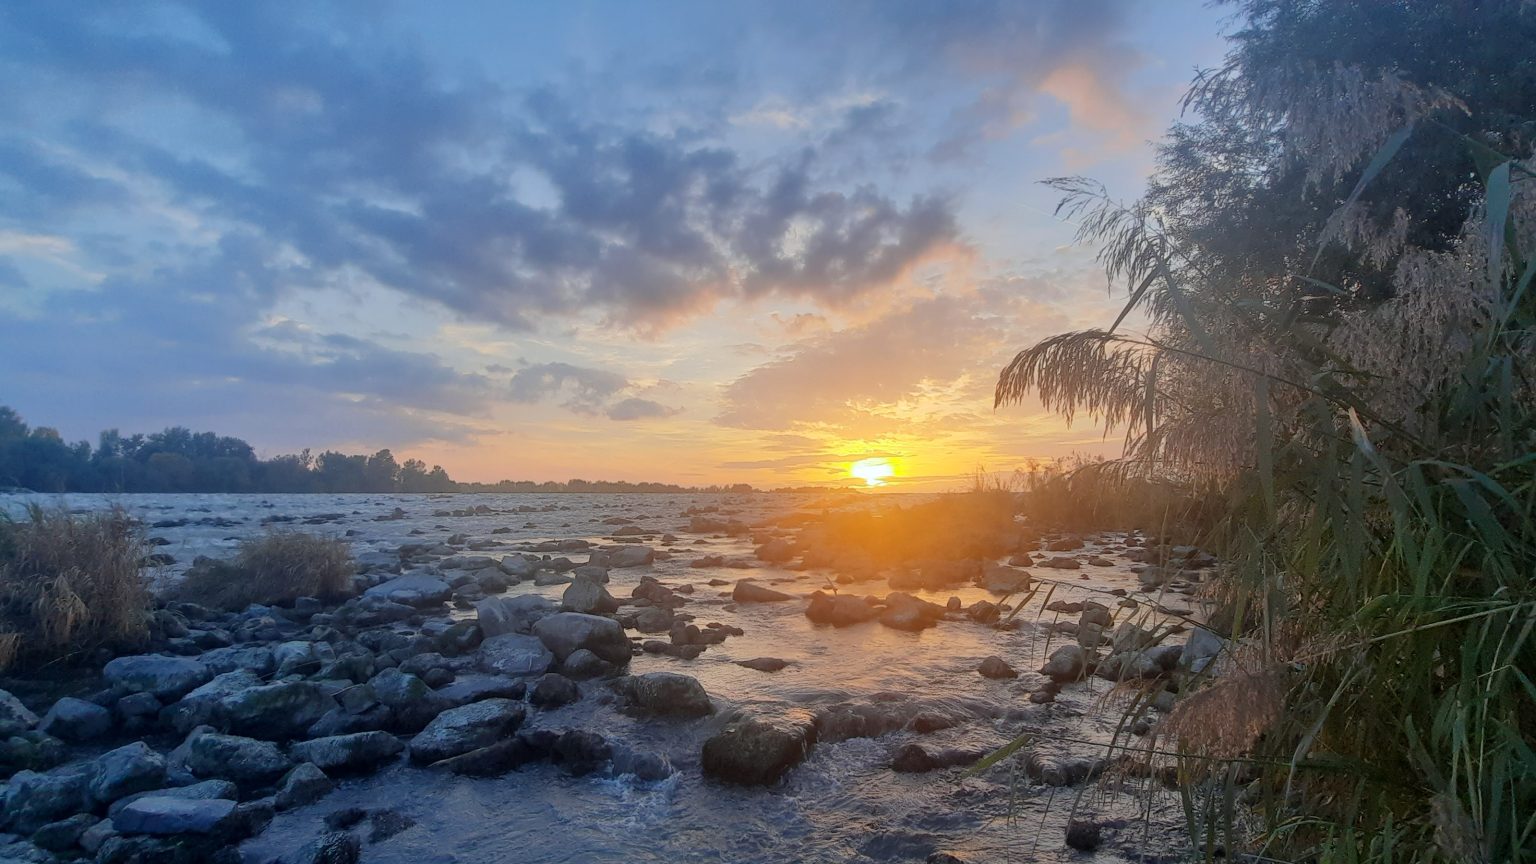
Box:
[0,1,1229,489]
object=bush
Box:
[174,531,353,611]
[0,506,151,671]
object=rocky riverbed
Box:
[0,493,1228,863]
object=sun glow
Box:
[849,457,895,487]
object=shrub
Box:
[174,531,353,611]
[0,506,151,671]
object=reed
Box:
[173,531,353,611]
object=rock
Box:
[185,732,292,785]
[805,592,879,626]
[977,656,1017,679]
[363,574,451,606]
[1040,645,1087,683]
[754,539,795,563]
[1041,556,1080,570]
[289,831,361,864]
[965,601,1000,624]
[1045,536,1084,551]
[474,633,555,677]
[731,580,796,603]
[702,711,817,785]
[79,817,117,854]
[890,743,938,773]
[736,657,788,673]
[218,681,333,739]
[1079,603,1113,628]
[553,729,612,776]
[1181,626,1226,672]
[0,687,40,736]
[1,766,91,833]
[617,672,713,717]
[368,668,430,708]
[979,564,1032,594]
[432,736,541,777]
[433,674,526,707]
[632,606,674,633]
[408,698,525,764]
[529,674,580,707]
[1065,819,1103,851]
[878,593,945,631]
[290,731,403,774]
[104,779,238,819]
[89,742,167,804]
[104,655,212,700]
[275,763,333,811]
[532,612,632,664]
[38,696,112,742]
[562,578,619,614]
[561,648,612,679]
[161,669,263,735]
[435,620,483,655]
[116,692,161,720]
[112,796,237,836]
[611,748,672,781]
[608,546,655,568]
[31,812,98,851]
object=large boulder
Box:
[1040,645,1087,683]
[474,634,555,677]
[475,594,556,638]
[289,731,403,774]
[532,612,632,664]
[112,796,238,836]
[731,580,796,603]
[363,574,451,606]
[433,674,526,708]
[0,687,39,737]
[38,697,112,743]
[275,762,333,811]
[161,669,263,735]
[701,710,817,786]
[199,645,276,676]
[1,766,91,833]
[1181,626,1227,673]
[878,593,945,632]
[184,732,292,785]
[217,681,333,739]
[408,698,525,765]
[608,546,655,569]
[89,742,167,804]
[367,668,430,708]
[562,577,619,615]
[979,564,1032,595]
[104,655,212,700]
[805,592,879,626]
[617,672,713,717]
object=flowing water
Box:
[2,492,1195,863]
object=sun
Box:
[849,457,895,487]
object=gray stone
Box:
[364,574,450,606]
[32,811,98,852]
[275,762,333,811]
[977,656,1017,679]
[106,779,238,818]
[407,698,525,764]
[218,680,334,739]
[528,673,580,707]
[112,796,237,835]
[161,669,263,734]
[0,687,39,737]
[701,710,816,786]
[1040,645,1087,683]
[104,655,212,700]
[608,546,655,568]
[291,830,361,864]
[368,668,430,708]
[617,672,713,717]
[1,765,91,833]
[475,594,556,638]
[432,673,526,707]
[185,732,292,785]
[805,592,879,626]
[731,580,796,603]
[561,577,618,614]
[532,612,631,664]
[475,633,555,677]
[116,692,161,719]
[289,731,403,774]
[89,741,167,804]
[38,697,112,742]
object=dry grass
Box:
[173,531,353,611]
[0,506,151,671]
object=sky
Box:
[0,1,1231,490]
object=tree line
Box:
[0,406,753,494]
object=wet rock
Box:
[368,668,429,708]
[562,577,619,615]
[701,710,816,785]
[731,579,796,602]
[1040,645,1087,683]
[0,687,40,736]
[979,563,1032,594]
[218,680,333,739]
[561,648,613,679]
[552,729,611,776]
[529,673,580,707]
[363,574,451,606]
[367,808,415,842]
[878,593,945,631]
[813,703,908,742]
[632,606,674,633]
[104,655,212,700]
[112,796,237,835]
[89,742,167,804]
[965,600,1000,624]
[754,539,796,563]
[432,736,541,777]
[1025,752,1105,786]
[38,696,112,742]
[1078,602,1113,628]
[1045,536,1084,551]
[31,812,97,852]
[611,748,673,781]
[608,546,655,568]
[475,593,558,639]
[185,732,292,786]
[977,656,1017,679]
[1181,626,1226,673]
[408,698,525,764]
[433,673,526,707]
[1041,556,1080,570]
[290,731,403,774]
[287,831,360,864]
[275,763,333,811]
[617,672,713,717]
[1,765,91,833]
[532,612,632,664]
[1065,819,1103,851]
[475,633,555,677]
[104,779,238,820]
[436,620,483,655]
[890,742,938,773]
[736,657,789,672]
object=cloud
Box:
[507,362,629,414]
[605,398,682,421]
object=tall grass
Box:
[173,531,353,611]
[0,505,151,671]
[996,117,1535,864]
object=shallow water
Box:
[3,492,1195,863]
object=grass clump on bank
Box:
[173,531,353,611]
[0,506,151,672]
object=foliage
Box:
[996,2,1536,861]
[173,531,354,611]
[0,506,151,671]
